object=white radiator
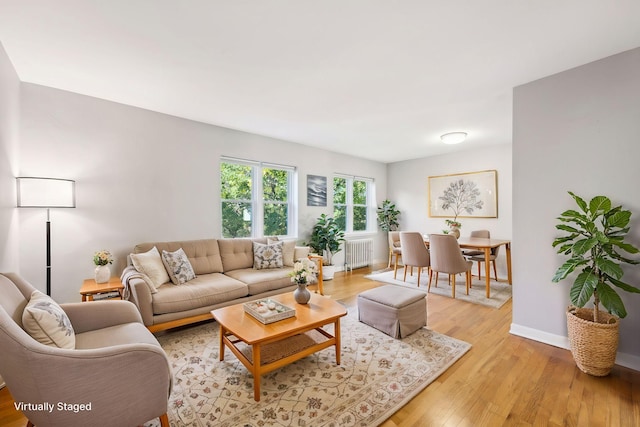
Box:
[345,238,373,271]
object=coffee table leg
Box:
[253,344,261,401]
[335,318,341,365]
[219,325,225,361]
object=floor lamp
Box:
[16,177,76,296]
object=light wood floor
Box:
[2,265,639,426]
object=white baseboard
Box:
[510,323,640,372]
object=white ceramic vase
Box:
[94,265,110,284]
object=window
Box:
[333,175,374,233]
[220,158,296,238]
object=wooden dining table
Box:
[424,236,512,298]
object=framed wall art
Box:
[428,170,498,218]
[306,175,327,206]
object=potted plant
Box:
[552,191,640,376]
[307,214,346,280]
[376,200,400,231]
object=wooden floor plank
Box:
[1,265,639,426]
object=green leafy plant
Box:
[376,200,400,231]
[552,192,640,321]
[306,214,346,265]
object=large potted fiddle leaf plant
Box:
[552,192,640,376]
[307,214,345,280]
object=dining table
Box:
[424,236,512,298]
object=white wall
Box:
[0,42,20,273]
[17,83,388,303]
[386,144,513,276]
[512,47,640,369]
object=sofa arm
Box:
[125,277,155,326]
[61,300,143,334]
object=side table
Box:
[80,277,124,301]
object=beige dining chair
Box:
[469,245,500,281]
[399,232,430,287]
[428,234,473,298]
[462,229,490,257]
[388,231,403,279]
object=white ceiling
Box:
[1,1,639,163]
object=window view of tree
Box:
[263,168,289,236]
[221,159,294,238]
[221,162,252,238]
[333,176,373,233]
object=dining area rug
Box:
[365,269,512,309]
[146,309,471,426]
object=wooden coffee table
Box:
[211,292,347,401]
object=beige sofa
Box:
[122,238,318,332]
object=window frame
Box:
[333,174,375,234]
[220,157,297,238]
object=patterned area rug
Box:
[366,269,512,309]
[147,310,470,426]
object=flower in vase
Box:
[289,258,318,285]
[93,250,114,266]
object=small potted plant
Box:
[552,192,640,376]
[444,219,462,238]
[307,214,345,280]
[376,199,400,231]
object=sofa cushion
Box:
[253,241,284,269]
[225,267,294,295]
[268,238,296,267]
[130,246,171,288]
[151,273,248,315]
[218,238,258,271]
[161,248,196,285]
[135,240,223,275]
[22,290,75,349]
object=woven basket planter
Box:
[566,306,619,376]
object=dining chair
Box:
[469,245,500,281]
[399,232,430,287]
[428,234,473,298]
[462,229,490,257]
[388,231,402,278]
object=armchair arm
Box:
[308,254,324,295]
[19,343,171,427]
[61,300,143,334]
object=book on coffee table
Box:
[243,299,296,324]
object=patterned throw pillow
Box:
[253,241,284,270]
[22,290,75,349]
[267,238,296,266]
[130,246,171,287]
[162,248,197,285]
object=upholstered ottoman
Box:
[357,285,427,338]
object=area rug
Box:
[365,269,512,309]
[146,310,471,427]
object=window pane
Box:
[264,203,288,236]
[334,205,347,231]
[353,180,367,205]
[333,177,346,204]
[353,206,367,231]
[221,163,252,200]
[222,202,252,238]
[263,168,288,202]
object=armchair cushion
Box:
[22,290,75,349]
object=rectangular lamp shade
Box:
[16,177,76,208]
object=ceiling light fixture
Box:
[440,132,467,145]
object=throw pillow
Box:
[294,245,311,262]
[130,246,170,288]
[253,241,284,269]
[268,238,296,267]
[22,290,75,349]
[161,248,196,285]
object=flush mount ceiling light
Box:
[440,132,467,145]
